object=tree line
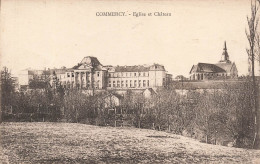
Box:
[0,67,258,148]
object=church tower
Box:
[219,41,231,63]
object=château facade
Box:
[189,42,238,81]
[19,56,172,90]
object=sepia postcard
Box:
[1,0,260,163]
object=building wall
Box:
[18,70,29,86]
[54,69,167,89]
[56,70,107,89]
[107,71,150,89]
[149,70,166,87]
[18,69,50,86]
[189,72,229,81]
[19,57,170,90]
[230,65,238,78]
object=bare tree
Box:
[0,67,16,123]
[255,33,260,75]
[246,0,260,149]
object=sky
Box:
[0,0,255,77]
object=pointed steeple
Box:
[219,41,231,63]
[223,41,227,51]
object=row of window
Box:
[108,80,149,88]
[67,72,101,78]
[64,80,100,88]
[66,71,149,78]
[108,72,149,78]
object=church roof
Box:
[190,63,226,74]
[190,62,236,74]
[198,63,225,73]
[215,63,234,73]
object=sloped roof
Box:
[72,63,104,71]
[114,65,150,72]
[103,93,123,99]
[28,70,51,76]
[199,63,226,73]
[149,64,165,71]
[215,63,234,73]
[80,56,101,65]
[143,88,157,95]
[73,56,104,71]
[191,63,226,73]
[190,65,198,74]
[110,64,165,72]
[72,64,82,69]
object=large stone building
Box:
[19,56,172,90]
[189,42,238,81]
[18,69,51,86]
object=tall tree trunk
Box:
[253,83,260,148]
[246,0,260,149]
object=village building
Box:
[174,75,189,81]
[189,42,238,81]
[102,93,123,109]
[142,88,157,99]
[18,68,51,86]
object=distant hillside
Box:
[1,122,260,163]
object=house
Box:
[18,68,51,88]
[143,88,157,98]
[174,75,188,81]
[102,93,123,109]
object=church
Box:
[189,42,238,81]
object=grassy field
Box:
[1,122,260,163]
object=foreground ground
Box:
[0,122,260,164]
